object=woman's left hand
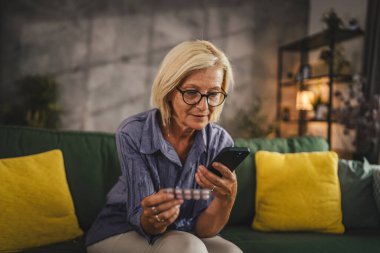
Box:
[195,163,237,201]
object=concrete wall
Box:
[0,0,309,136]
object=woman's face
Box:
[169,66,224,131]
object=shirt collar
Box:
[193,127,207,155]
[140,109,162,154]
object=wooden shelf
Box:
[280,74,353,87]
[277,25,364,147]
[281,119,339,123]
[307,119,338,123]
[280,29,364,51]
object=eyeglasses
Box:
[176,87,227,107]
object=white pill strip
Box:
[162,188,211,200]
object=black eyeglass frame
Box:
[176,87,228,107]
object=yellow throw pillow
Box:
[0,150,83,252]
[252,151,344,234]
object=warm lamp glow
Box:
[296,90,314,110]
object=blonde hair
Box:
[151,40,234,127]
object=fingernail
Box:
[163,188,174,194]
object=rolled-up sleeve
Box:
[115,131,158,244]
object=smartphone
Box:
[207,147,250,177]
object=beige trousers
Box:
[87,230,242,253]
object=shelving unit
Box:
[276,28,364,148]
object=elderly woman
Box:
[86,40,242,253]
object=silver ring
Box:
[155,215,164,223]
[151,206,159,214]
[210,185,216,192]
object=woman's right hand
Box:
[140,189,183,235]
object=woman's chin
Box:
[188,119,209,130]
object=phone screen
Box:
[207,147,250,177]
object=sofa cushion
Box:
[0,126,121,231]
[221,225,380,253]
[18,237,86,253]
[338,158,380,228]
[373,167,380,214]
[229,136,329,225]
[0,150,83,252]
[252,151,344,233]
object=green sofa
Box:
[1,125,379,253]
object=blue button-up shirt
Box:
[86,108,233,245]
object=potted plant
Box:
[335,75,380,163]
[0,74,61,129]
[233,98,276,138]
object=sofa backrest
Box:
[229,136,329,225]
[0,126,121,231]
[0,126,329,230]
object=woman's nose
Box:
[196,96,209,110]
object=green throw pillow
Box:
[338,158,380,228]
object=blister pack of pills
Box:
[162,188,211,200]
